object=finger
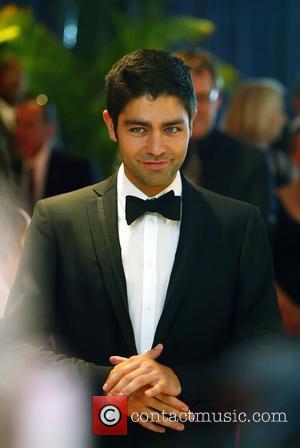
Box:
[143,343,163,360]
[145,382,164,398]
[145,410,185,432]
[156,394,190,412]
[148,397,187,418]
[128,406,165,433]
[104,345,163,393]
[130,407,184,432]
[109,370,156,396]
[109,356,127,365]
[129,406,165,433]
[103,360,141,392]
[137,420,166,433]
[150,400,195,422]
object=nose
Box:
[147,131,166,156]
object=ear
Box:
[103,110,117,142]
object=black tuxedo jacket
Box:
[4,173,284,447]
[183,129,271,228]
[44,148,100,198]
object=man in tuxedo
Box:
[15,98,99,213]
[177,50,274,230]
[4,49,284,447]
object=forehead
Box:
[16,102,43,120]
[119,95,189,123]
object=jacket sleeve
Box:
[3,200,111,394]
[173,207,286,409]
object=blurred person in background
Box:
[291,71,300,121]
[271,71,300,158]
[0,144,29,319]
[224,80,294,187]
[225,81,300,337]
[176,49,272,229]
[289,117,300,171]
[15,98,100,214]
[0,58,24,176]
[272,176,300,336]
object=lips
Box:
[140,160,169,170]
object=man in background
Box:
[0,58,23,173]
[15,98,100,213]
[177,49,273,228]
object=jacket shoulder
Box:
[185,176,260,225]
[34,175,115,218]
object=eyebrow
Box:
[123,118,186,127]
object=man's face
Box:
[103,95,193,196]
[191,69,220,140]
[15,102,51,161]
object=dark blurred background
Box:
[0,0,299,174]
[1,0,298,85]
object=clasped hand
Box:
[102,343,193,433]
[103,343,181,397]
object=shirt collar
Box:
[117,163,182,214]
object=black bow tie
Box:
[125,190,181,225]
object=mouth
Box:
[140,160,169,170]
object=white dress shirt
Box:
[117,164,182,354]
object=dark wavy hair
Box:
[105,49,197,129]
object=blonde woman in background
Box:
[225,81,300,335]
[270,119,300,335]
[224,80,294,187]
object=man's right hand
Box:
[127,387,194,433]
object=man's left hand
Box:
[103,343,181,398]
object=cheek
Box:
[172,137,189,158]
[118,137,139,161]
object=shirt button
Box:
[146,306,151,312]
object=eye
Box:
[130,127,146,134]
[165,126,182,134]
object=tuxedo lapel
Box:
[153,176,210,346]
[86,174,136,353]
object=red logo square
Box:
[92,396,128,435]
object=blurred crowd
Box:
[177,49,300,339]
[0,57,101,319]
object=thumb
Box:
[143,343,163,359]
[109,355,128,365]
